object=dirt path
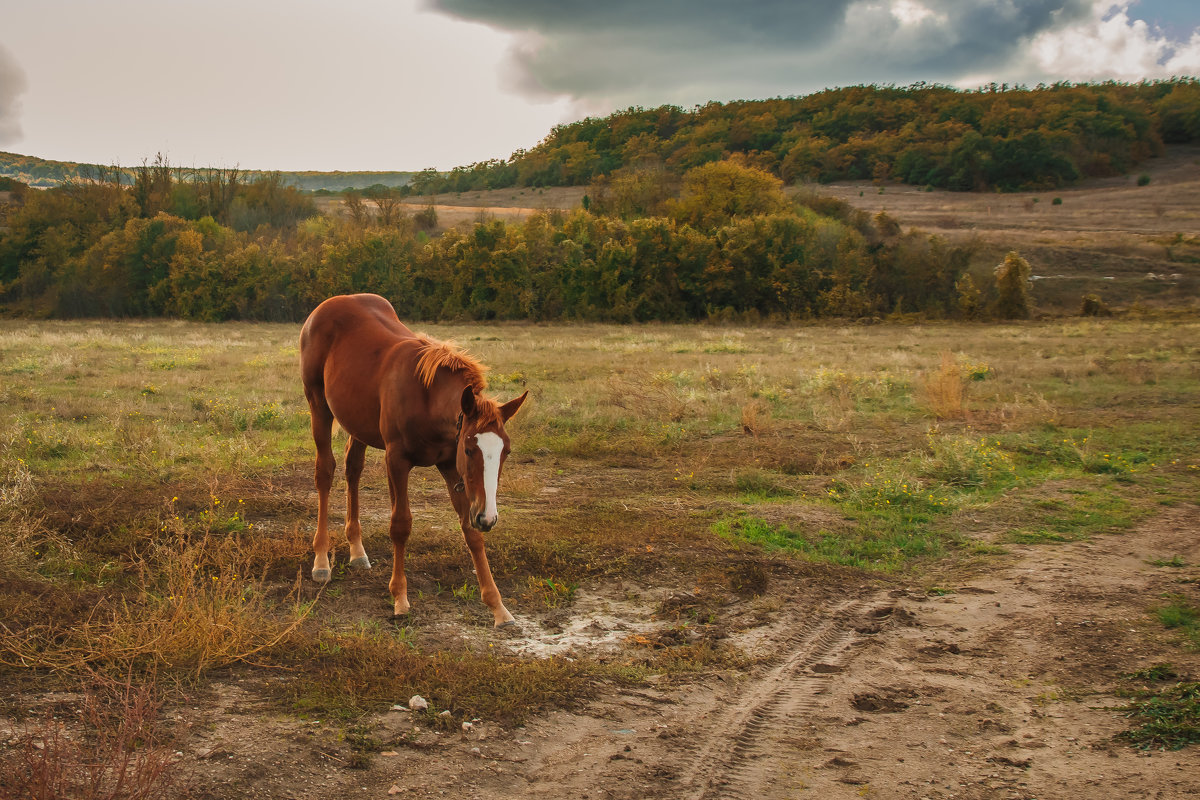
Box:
[172,505,1200,799]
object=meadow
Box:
[1,315,1198,795]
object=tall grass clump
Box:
[0,531,312,678]
[0,675,182,800]
[919,430,1018,489]
[922,352,967,419]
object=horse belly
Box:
[323,363,387,449]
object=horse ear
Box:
[499,390,528,423]
[460,385,477,417]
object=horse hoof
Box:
[312,568,331,584]
[349,556,372,570]
[494,619,519,633]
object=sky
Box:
[1,0,1198,172]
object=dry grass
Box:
[923,352,967,420]
[1,316,1198,726]
[0,530,314,677]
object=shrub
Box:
[923,352,967,419]
[1080,293,1111,317]
[992,251,1032,319]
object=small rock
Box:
[409,695,429,712]
[390,705,408,712]
[388,785,403,795]
[440,710,451,717]
[470,747,481,755]
[462,721,475,732]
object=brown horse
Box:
[299,294,527,627]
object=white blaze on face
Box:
[475,432,503,526]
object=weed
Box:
[1120,681,1200,750]
[450,581,480,603]
[1124,664,1179,682]
[1151,556,1189,568]
[0,675,181,800]
[734,468,796,499]
[524,576,578,608]
[1155,596,1200,649]
[920,430,1017,488]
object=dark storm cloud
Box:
[0,43,27,145]
[427,0,851,45]
[423,0,1096,104]
[908,0,1094,73]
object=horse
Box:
[299,293,528,628]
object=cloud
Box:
[1021,1,1200,82]
[422,0,1102,109]
[0,43,28,146]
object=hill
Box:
[415,80,1200,195]
[0,152,415,192]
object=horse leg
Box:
[306,390,336,584]
[438,465,516,628]
[385,446,414,616]
[344,436,371,570]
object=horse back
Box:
[300,294,420,446]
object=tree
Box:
[669,160,788,231]
[363,185,404,227]
[993,251,1032,319]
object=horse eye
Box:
[465,448,475,457]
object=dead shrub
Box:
[1080,293,1112,317]
[607,373,694,423]
[923,352,967,420]
[0,675,182,800]
[740,399,771,437]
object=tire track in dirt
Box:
[676,595,894,800]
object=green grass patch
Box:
[1155,596,1200,649]
[1007,487,1138,544]
[715,515,948,571]
[1120,681,1200,750]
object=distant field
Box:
[818,144,1200,309]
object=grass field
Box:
[1,316,1198,793]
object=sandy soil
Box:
[156,504,1200,799]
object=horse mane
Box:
[414,336,489,394]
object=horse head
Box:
[456,386,528,532]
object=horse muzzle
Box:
[473,513,497,532]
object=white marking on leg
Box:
[475,431,503,527]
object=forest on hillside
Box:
[410,81,1200,194]
[1,158,1027,323]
